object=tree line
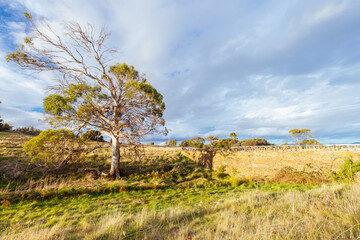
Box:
[166,132,272,149]
[166,129,321,149]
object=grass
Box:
[1,132,360,239]
[1,183,359,239]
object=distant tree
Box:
[1,123,12,131]
[205,135,219,142]
[179,137,205,148]
[205,135,219,148]
[229,132,237,140]
[149,142,154,146]
[7,13,166,177]
[166,139,177,147]
[14,126,41,136]
[213,138,239,149]
[239,138,272,146]
[298,139,322,146]
[289,129,313,145]
[0,102,12,131]
[211,137,271,149]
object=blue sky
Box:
[1,0,360,144]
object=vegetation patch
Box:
[332,158,360,182]
[271,167,331,185]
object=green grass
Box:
[0,183,319,236]
[1,183,359,239]
[1,132,359,239]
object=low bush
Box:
[23,129,97,171]
[332,158,360,182]
[272,167,330,185]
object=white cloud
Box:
[0,105,48,129]
[305,1,347,25]
[1,0,360,144]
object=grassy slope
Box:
[1,184,359,239]
[1,132,359,239]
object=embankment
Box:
[181,146,360,178]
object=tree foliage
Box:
[14,126,41,136]
[166,139,177,147]
[332,158,360,182]
[213,138,239,149]
[205,135,219,148]
[205,135,218,142]
[7,13,166,177]
[289,129,313,144]
[298,139,322,146]
[239,138,272,146]
[208,137,272,149]
[179,137,205,148]
[229,132,237,140]
[23,129,97,171]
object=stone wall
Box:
[181,146,360,178]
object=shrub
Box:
[217,164,226,173]
[212,164,229,180]
[332,158,360,182]
[23,129,94,171]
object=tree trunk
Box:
[110,136,120,178]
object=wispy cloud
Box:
[1,0,360,144]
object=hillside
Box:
[0,132,360,239]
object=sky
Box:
[1,0,360,144]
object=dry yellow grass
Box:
[1,132,359,239]
[3,183,360,240]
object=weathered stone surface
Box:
[181,147,360,178]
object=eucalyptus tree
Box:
[229,132,237,140]
[289,129,313,145]
[7,13,166,177]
